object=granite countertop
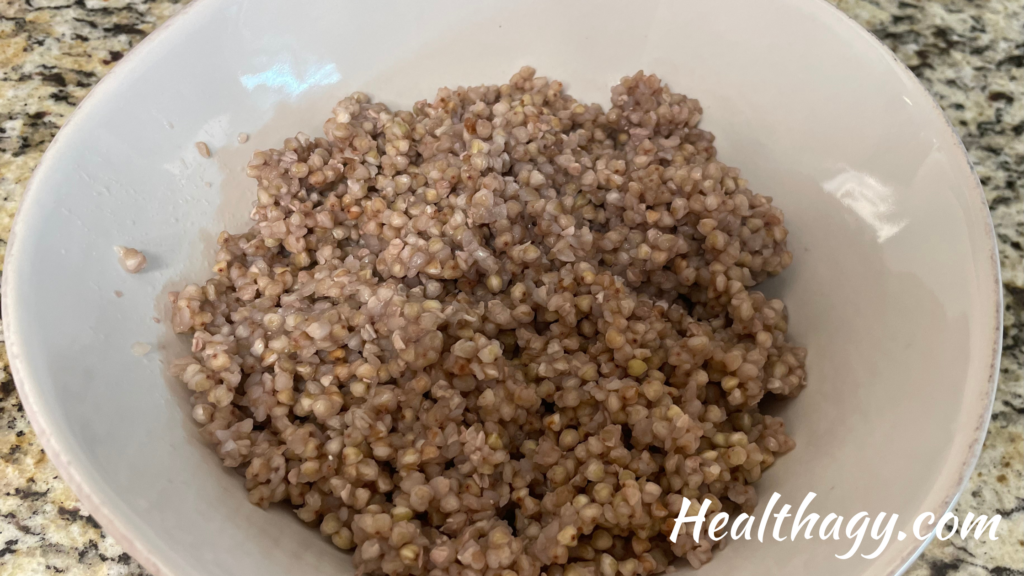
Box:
[0,0,1020,574]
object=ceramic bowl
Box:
[2,0,1001,575]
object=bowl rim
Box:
[0,0,1002,575]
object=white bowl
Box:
[2,0,1001,575]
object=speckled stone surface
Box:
[0,0,1020,574]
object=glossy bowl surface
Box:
[2,1,1001,575]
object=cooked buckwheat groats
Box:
[168,68,807,575]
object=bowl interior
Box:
[3,1,1000,575]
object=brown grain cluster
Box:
[169,68,806,576]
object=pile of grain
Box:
[169,68,806,576]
